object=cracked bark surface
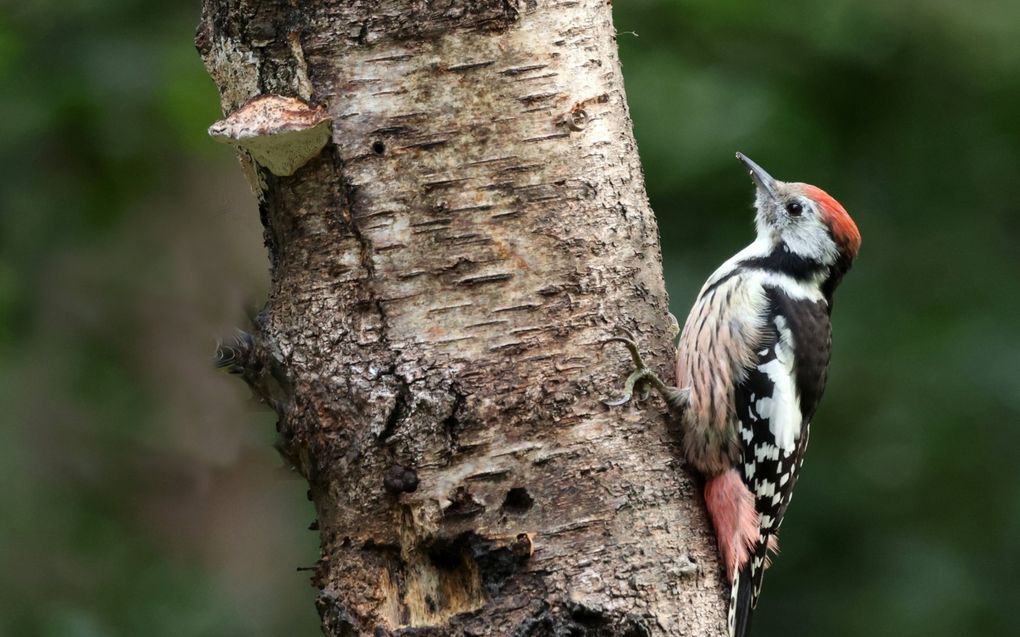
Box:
[197,1,727,635]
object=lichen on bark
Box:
[197,1,728,634]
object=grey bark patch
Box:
[325,0,525,43]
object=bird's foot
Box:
[602,329,689,415]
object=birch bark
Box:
[197,1,727,634]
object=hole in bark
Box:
[404,533,486,624]
[466,533,531,596]
[372,140,386,154]
[502,487,533,513]
[428,538,472,572]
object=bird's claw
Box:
[602,329,659,406]
[603,367,658,406]
[602,328,648,367]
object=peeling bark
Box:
[198,1,728,635]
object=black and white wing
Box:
[734,284,832,608]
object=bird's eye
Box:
[785,201,803,216]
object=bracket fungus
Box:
[208,95,332,176]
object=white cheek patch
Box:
[753,316,803,452]
[781,209,840,266]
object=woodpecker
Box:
[606,153,860,637]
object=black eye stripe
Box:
[785,201,803,216]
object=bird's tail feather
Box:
[731,538,771,637]
[730,561,754,637]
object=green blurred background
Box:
[2,1,1018,636]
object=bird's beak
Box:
[735,152,779,201]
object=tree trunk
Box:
[196,2,727,635]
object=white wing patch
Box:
[752,315,803,452]
[753,443,780,462]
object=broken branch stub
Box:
[208,95,332,176]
